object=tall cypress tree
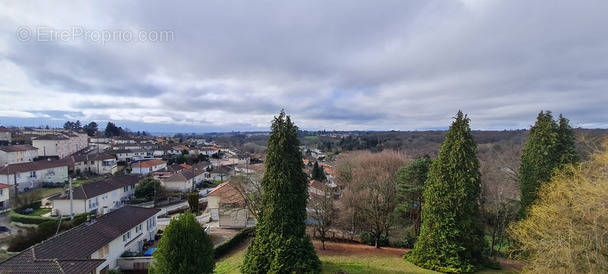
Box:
[242,110,321,273]
[405,111,488,273]
[557,114,579,165]
[518,111,578,218]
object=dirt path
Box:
[314,241,408,258]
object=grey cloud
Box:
[1,0,608,131]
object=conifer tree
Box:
[406,111,488,273]
[150,212,214,274]
[311,161,327,181]
[557,114,579,165]
[395,156,432,238]
[518,111,578,218]
[242,110,321,273]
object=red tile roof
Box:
[208,182,245,204]
[132,159,166,168]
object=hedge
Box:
[10,210,56,225]
[14,201,42,214]
[214,226,255,259]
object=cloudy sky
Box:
[1,1,607,132]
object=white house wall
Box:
[0,166,68,191]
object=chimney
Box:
[85,215,97,226]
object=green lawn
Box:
[304,136,319,140]
[214,244,518,274]
[30,208,51,216]
[215,247,436,274]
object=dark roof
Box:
[0,206,160,273]
[0,145,38,153]
[0,161,68,175]
[107,149,133,155]
[0,126,11,132]
[210,165,233,174]
[163,170,197,182]
[49,175,141,201]
[33,134,69,141]
[0,248,105,274]
[60,153,115,164]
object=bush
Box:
[15,201,42,215]
[214,226,255,259]
[358,231,389,247]
[188,192,199,213]
[391,228,418,248]
[127,198,148,204]
[10,210,55,225]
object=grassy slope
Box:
[214,245,516,274]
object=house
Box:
[109,149,134,162]
[309,179,334,197]
[200,147,220,156]
[32,132,88,159]
[0,145,39,165]
[208,165,233,181]
[129,149,153,161]
[207,181,255,228]
[89,136,111,144]
[48,175,141,216]
[131,159,167,175]
[112,144,142,151]
[0,183,11,210]
[0,205,160,273]
[161,170,203,192]
[234,163,265,176]
[0,161,69,192]
[111,137,137,144]
[0,126,12,142]
[60,153,117,175]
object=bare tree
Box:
[479,141,522,256]
[337,150,409,248]
[228,170,264,220]
[308,183,337,250]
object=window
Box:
[131,184,135,190]
[123,231,131,242]
[29,171,37,178]
[136,224,143,233]
[88,198,98,209]
[123,186,128,192]
[0,189,3,196]
[147,217,156,231]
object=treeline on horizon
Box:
[208,128,607,159]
